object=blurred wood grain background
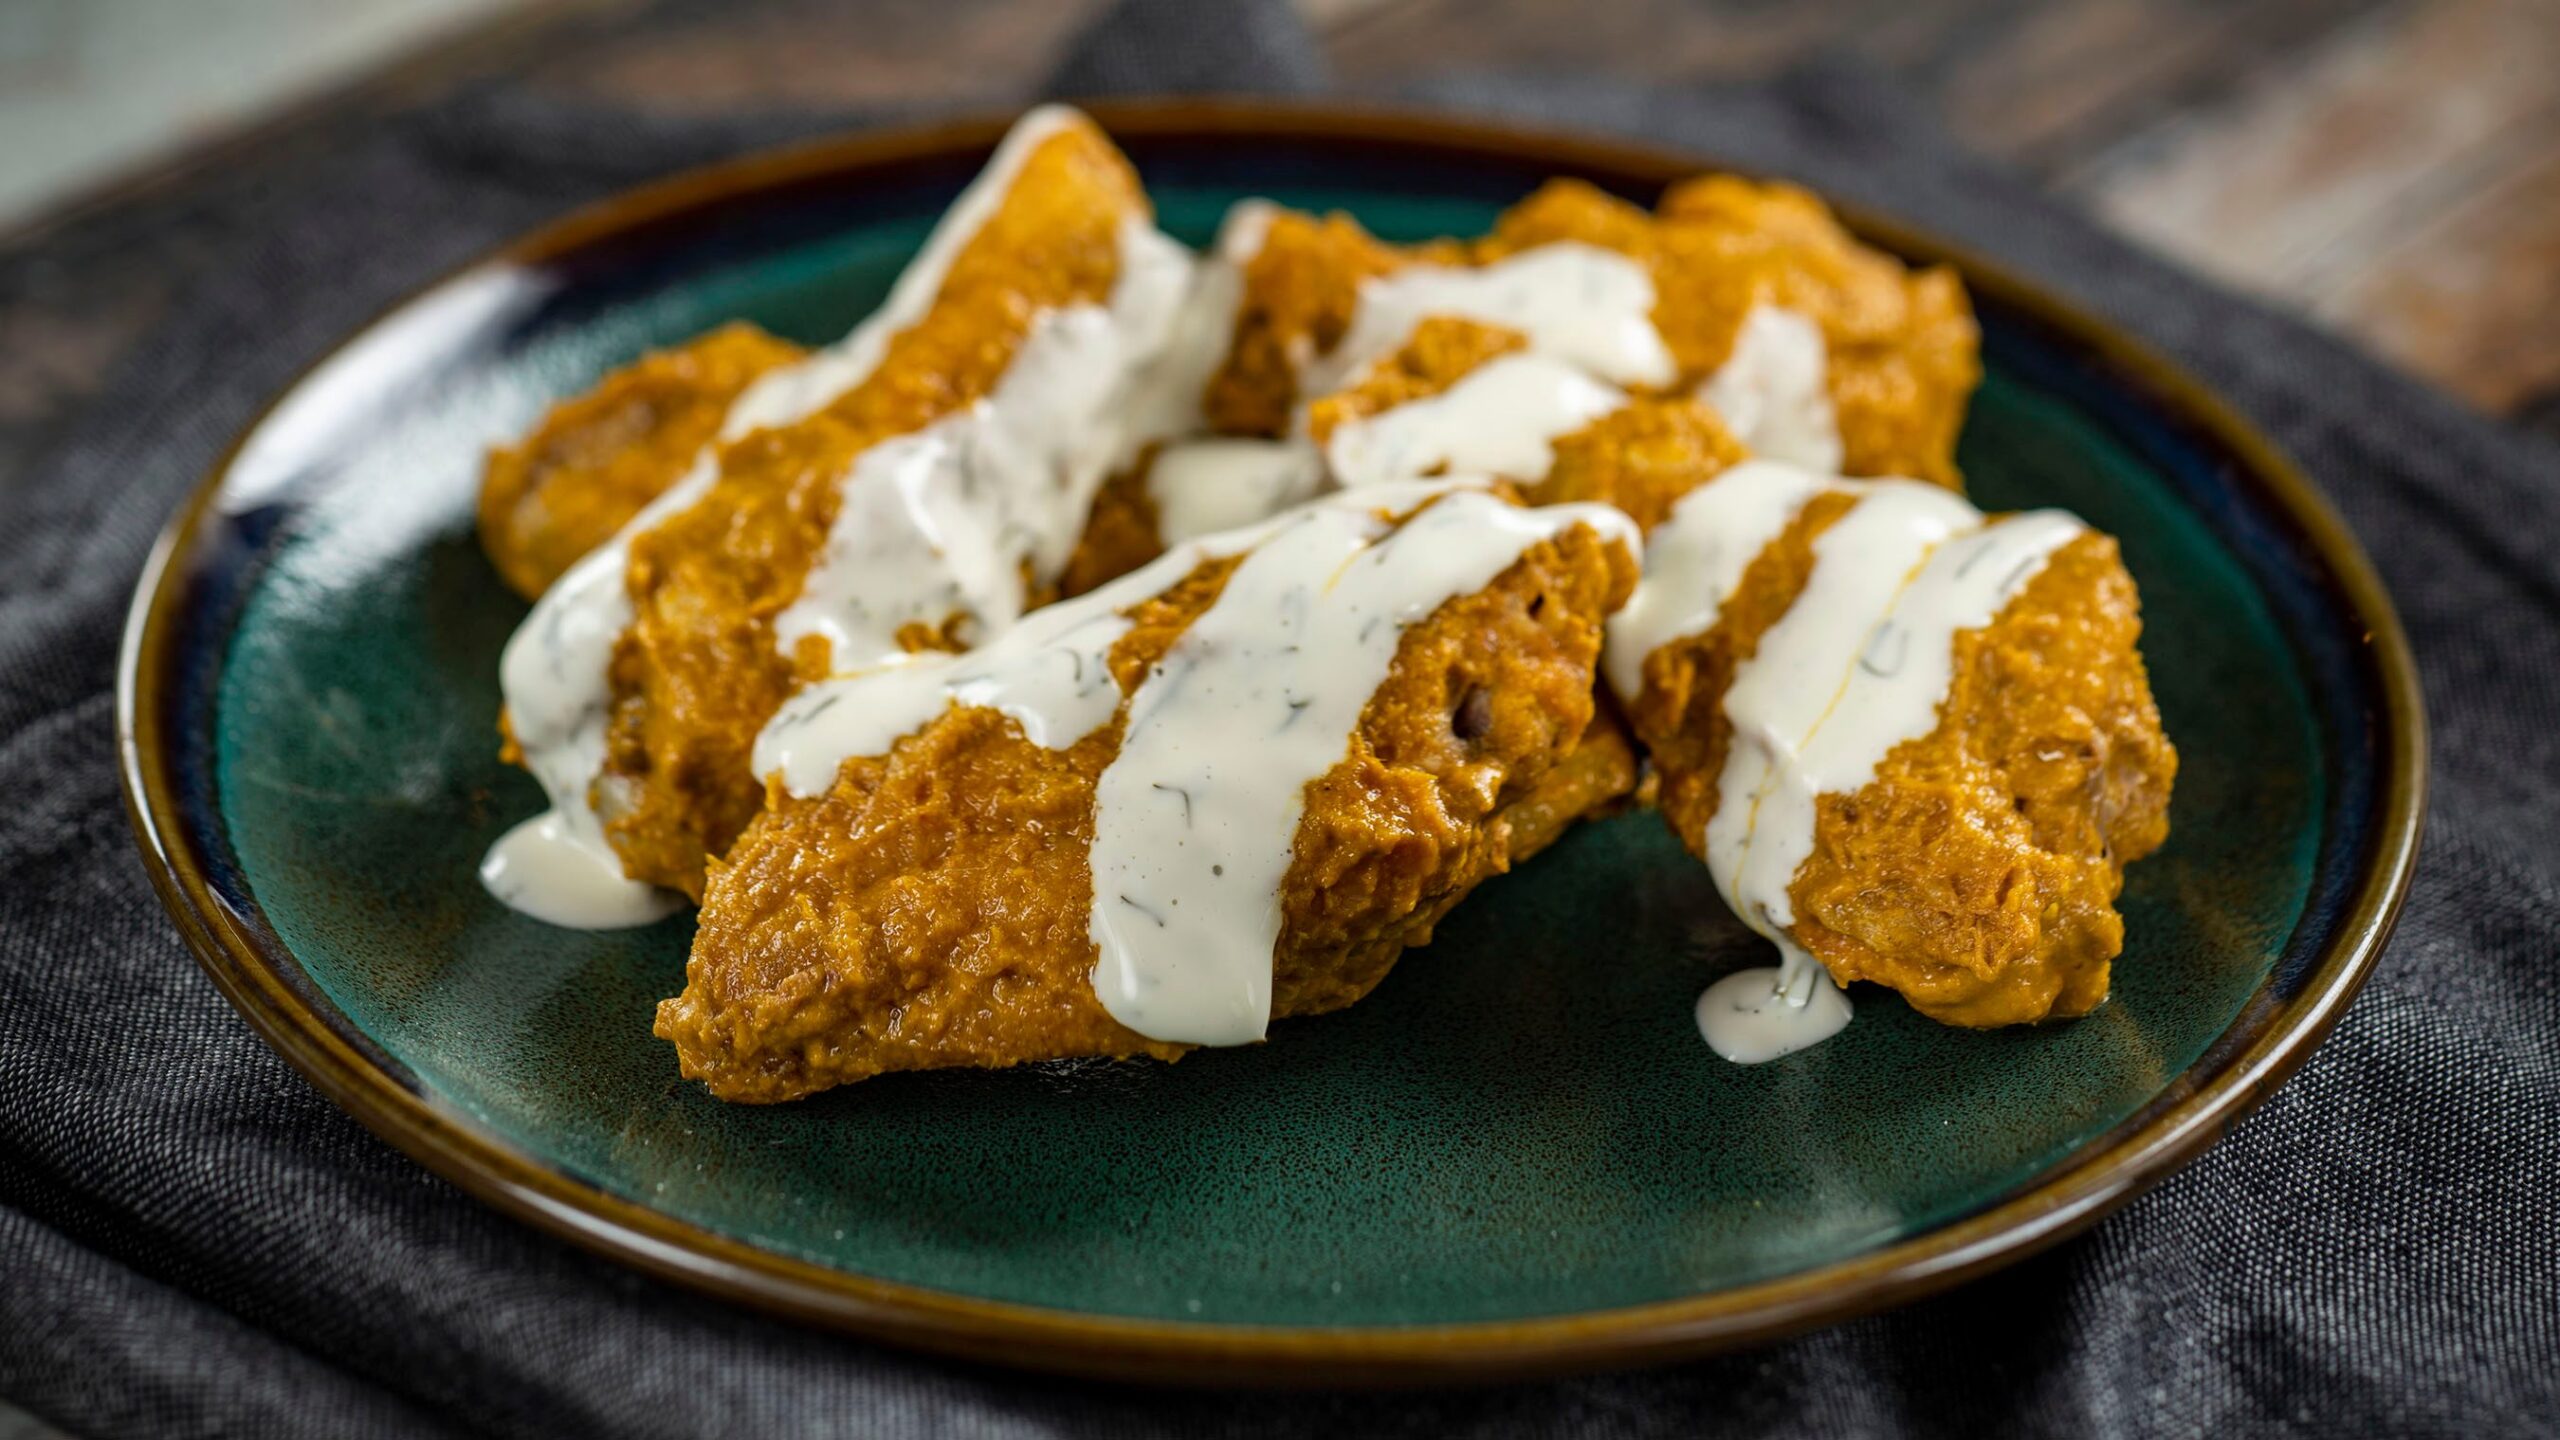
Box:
[4,0,2555,434]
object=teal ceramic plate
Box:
[119,102,2423,1384]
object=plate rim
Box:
[114,97,2427,1386]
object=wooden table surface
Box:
[5,0,2555,439]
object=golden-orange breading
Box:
[1196,181,1975,486]
[1793,533,2174,1023]
[1071,311,1747,607]
[596,117,1149,899]
[1302,315,1528,444]
[1536,399,1753,532]
[1308,315,1752,531]
[1061,179,1971,605]
[1490,707,1642,864]
[1065,315,1542,605]
[1201,210,1439,437]
[477,322,805,599]
[1057,459,1167,599]
[655,519,1639,1102]
[1477,177,1979,487]
[1624,506,2175,1028]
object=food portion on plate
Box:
[1064,169,1981,592]
[1188,173,1978,478]
[472,105,2174,1097]
[1607,466,2174,1056]
[1297,314,2174,1054]
[662,482,1637,1100]
[479,321,808,601]
[482,106,1197,918]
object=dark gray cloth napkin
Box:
[4,1,2555,1434]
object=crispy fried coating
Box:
[656,520,1639,1101]
[1476,177,1979,486]
[599,118,1148,899]
[1066,316,1533,602]
[1486,707,1641,866]
[1201,210,1430,436]
[1303,315,1529,442]
[477,322,804,599]
[1309,315,1751,530]
[1536,398,1753,532]
[1067,177,1969,602]
[1192,176,1971,485]
[1794,536,2174,1023]
[1625,509,2175,1028]
[1056,459,1165,598]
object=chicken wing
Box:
[1607,462,2175,1029]
[657,486,1639,1100]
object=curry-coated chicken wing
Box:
[657,486,1639,1100]
[1606,461,2175,1029]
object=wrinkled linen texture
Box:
[2,0,2553,1435]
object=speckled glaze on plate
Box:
[118,101,2423,1385]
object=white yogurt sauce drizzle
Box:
[481,463,718,929]
[780,193,1286,672]
[1146,438,1326,544]
[778,221,1193,669]
[756,481,1632,1048]
[1121,201,1274,444]
[1695,964,1853,1064]
[1600,458,1838,700]
[1307,242,1678,397]
[1088,489,1639,1045]
[969,206,1671,560]
[708,105,1083,438]
[482,105,1147,928]
[477,807,680,930]
[754,602,1136,802]
[752,478,1496,799]
[1080,201,1333,547]
[1695,305,1842,474]
[1129,224,1694,547]
[1605,461,2086,1062]
[1323,351,1627,490]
